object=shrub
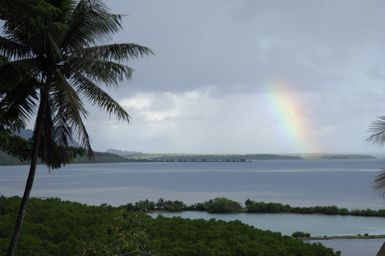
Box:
[204,197,243,213]
[292,231,311,238]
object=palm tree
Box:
[0,1,153,255]
[367,117,385,193]
[367,116,385,256]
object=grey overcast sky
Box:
[81,0,385,154]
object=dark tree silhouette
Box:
[0,1,153,255]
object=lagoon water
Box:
[2,159,385,255]
[149,211,385,256]
[149,211,385,236]
[312,239,385,256]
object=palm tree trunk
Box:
[378,242,385,256]
[6,88,47,256]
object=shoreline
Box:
[304,234,385,240]
[6,196,385,240]
[18,196,385,218]
[127,197,385,218]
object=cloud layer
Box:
[81,0,385,154]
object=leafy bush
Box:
[203,197,244,213]
[292,231,311,238]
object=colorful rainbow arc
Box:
[266,82,318,153]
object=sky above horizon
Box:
[70,0,385,154]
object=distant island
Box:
[0,130,376,166]
[0,149,376,165]
[110,152,303,162]
[290,153,376,160]
[106,149,376,162]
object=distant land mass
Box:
[291,153,376,160]
[119,153,302,162]
[0,151,376,165]
[0,151,304,165]
[0,151,129,166]
[0,129,129,165]
[0,129,376,166]
[106,149,143,156]
[107,150,376,162]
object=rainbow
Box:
[264,81,317,153]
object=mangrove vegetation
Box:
[126,197,385,217]
[0,196,340,256]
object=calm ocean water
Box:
[1,159,385,208]
[2,159,385,255]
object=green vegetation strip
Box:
[127,197,385,217]
[123,153,302,162]
[305,234,385,240]
[0,196,339,256]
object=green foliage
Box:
[106,197,385,217]
[0,151,25,165]
[0,132,31,163]
[244,200,382,217]
[128,199,156,212]
[292,231,311,238]
[0,197,339,256]
[71,152,128,164]
[125,199,187,213]
[0,196,120,256]
[0,131,84,168]
[245,200,291,213]
[82,212,153,256]
[156,198,187,212]
[149,217,338,256]
[202,197,244,213]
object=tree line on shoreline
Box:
[125,197,385,217]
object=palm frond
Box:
[75,43,154,61]
[0,36,31,59]
[374,170,385,196]
[0,58,41,89]
[1,1,64,54]
[51,71,92,155]
[68,58,133,86]
[73,73,130,121]
[61,0,123,49]
[367,116,385,146]
[0,78,38,129]
[0,131,31,161]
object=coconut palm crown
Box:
[0,1,152,255]
[368,116,385,194]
